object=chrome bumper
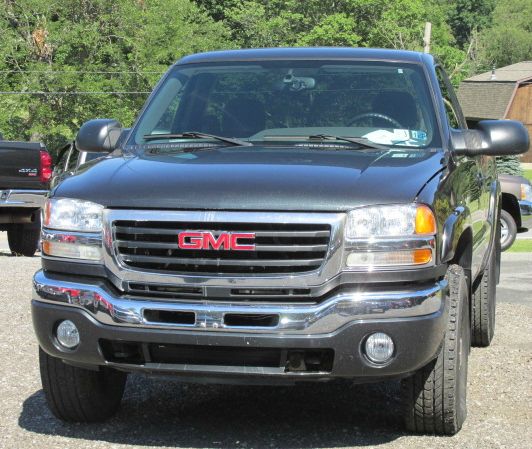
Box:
[519,199,532,229]
[0,189,47,208]
[33,270,446,335]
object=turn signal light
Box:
[42,240,102,261]
[412,248,432,264]
[415,205,436,235]
[346,248,432,267]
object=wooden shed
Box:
[458,61,532,162]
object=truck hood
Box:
[54,146,446,211]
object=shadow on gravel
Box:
[0,249,39,257]
[19,374,404,448]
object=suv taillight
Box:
[40,150,52,183]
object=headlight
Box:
[344,204,436,270]
[42,198,104,261]
[44,198,104,232]
[521,183,532,201]
[346,204,436,239]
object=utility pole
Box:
[423,22,432,54]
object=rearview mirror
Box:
[452,120,529,157]
[75,119,123,153]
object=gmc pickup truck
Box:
[32,48,529,435]
[0,138,51,255]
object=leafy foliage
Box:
[0,0,229,153]
[445,0,496,48]
[478,0,532,68]
[0,0,530,156]
[222,0,463,68]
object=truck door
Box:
[436,66,491,277]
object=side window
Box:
[436,66,466,129]
[56,144,78,173]
[135,76,184,141]
[65,148,77,172]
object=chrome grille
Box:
[113,221,331,275]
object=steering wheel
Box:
[348,112,403,128]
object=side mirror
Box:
[452,120,529,157]
[75,119,123,153]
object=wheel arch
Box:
[440,205,472,266]
[441,207,473,304]
[501,192,521,228]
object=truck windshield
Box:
[129,60,441,150]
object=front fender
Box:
[440,180,500,272]
[488,180,501,227]
[440,206,472,263]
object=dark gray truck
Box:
[31,48,529,435]
[0,138,51,255]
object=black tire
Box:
[401,265,470,435]
[7,224,40,257]
[472,240,497,347]
[39,347,127,422]
[499,209,517,252]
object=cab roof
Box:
[177,47,434,66]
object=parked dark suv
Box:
[498,173,532,250]
[32,48,529,434]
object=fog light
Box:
[56,320,80,349]
[365,332,394,364]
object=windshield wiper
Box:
[307,134,388,150]
[143,132,253,147]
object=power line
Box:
[0,70,164,74]
[0,91,151,95]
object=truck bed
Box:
[0,141,48,190]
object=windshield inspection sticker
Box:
[411,130,427,141]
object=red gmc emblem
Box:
[177,231,256,251]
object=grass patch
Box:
[523,169,532,183]
[507,239,532,253]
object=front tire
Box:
[401,265,470,435]
[39,348,127,422]
[499,209,517,251]
[472,240,497,347]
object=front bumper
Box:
[519,199,532,229]
[0,189,47,208]
[33,270,448,383]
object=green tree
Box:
[222,0,464,72]
[0,0,230,154]
[478,0,532,67]
[298,13,361,47]
[194,0,241,21]
[496,156,523,176]
[445,0,496,48]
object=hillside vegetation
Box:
[0,0,530,153]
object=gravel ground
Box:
[0,232,530,449]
